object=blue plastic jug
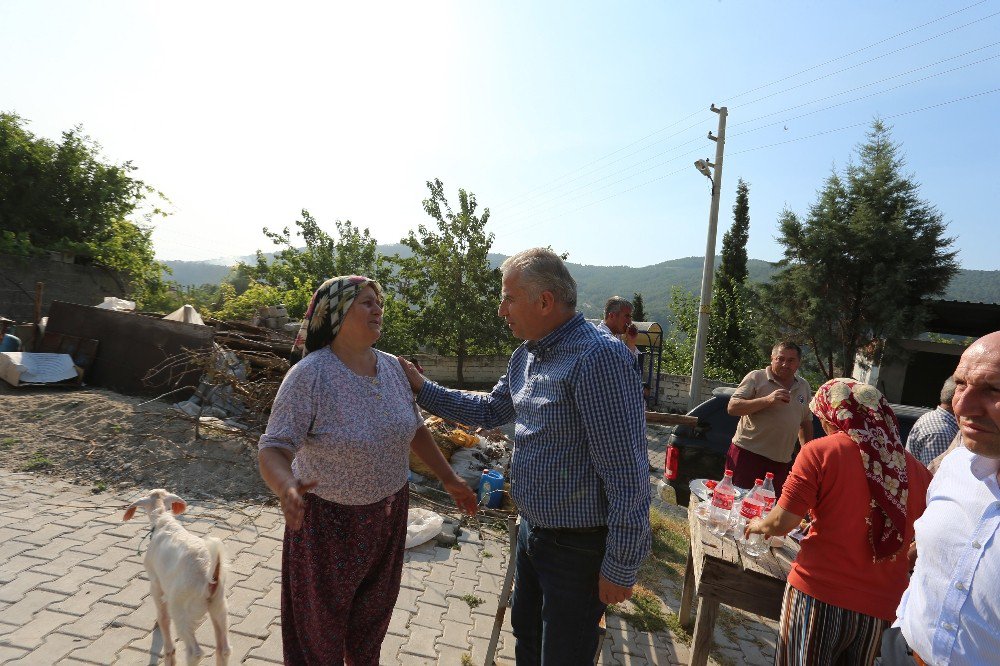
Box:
[478,469,504,509]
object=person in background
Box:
[258,275,477,666]
[905,376,959,467]
[746,378,932,666]
[885,330,1000,665]
[0,317,21,352]
[398,248,650,665]
[595,296,640,362]
[726,341,814,496]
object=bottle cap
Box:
[765,472,775,478]
[754,478,763,485]
[724,469,733,476]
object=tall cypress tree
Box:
[708,178,761,380]
[631,292,646,322]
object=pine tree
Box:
[761,120,958,377]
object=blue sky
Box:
[2,1,998,269]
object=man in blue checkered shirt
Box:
[905,376,960,467]
[398,248,650,664]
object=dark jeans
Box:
[511,519,608,665]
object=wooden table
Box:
[679,498,800,666]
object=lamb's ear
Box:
[164,493,187,515]
[123,504,139,521]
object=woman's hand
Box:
[443,476,479,516]
[744,517,765,541]
[280,479,319,530]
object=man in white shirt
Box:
[886,330,1000,665]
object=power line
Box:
[729,88,1000,157]
[495,88,999,241]
[492,1,994,213]
[495,46,999,231]
[733,10,1000,110]
[719,0,992,104]
[731,52,1000,138]
[730,42,1000,130]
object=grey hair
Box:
[940,376,957,405]
[500,248,577,307]
[604,296,632,318]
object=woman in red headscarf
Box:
[745,378,932,665]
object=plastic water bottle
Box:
[735,479,765,544]
[759,472,777,513]
[708,470,736,537]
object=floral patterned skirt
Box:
[281,484,409,665]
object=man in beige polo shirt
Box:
[726,341,814,496]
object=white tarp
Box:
[95,296,136,311]
[0,352,78,386]
[163,304,205,325]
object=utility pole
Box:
[688,104,728,410]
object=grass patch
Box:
[21,454,53,472]
[110,423,124,433]
[1,437,17,449]
[92,481,108,493]
[481,550,493,558]
[636,508,690,591]
[610,586,670,632]
[459,594,484,609]
[460,654,474,666]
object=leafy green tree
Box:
[0,112,167,304]
[631,292,646,322]
[237,210,393,322]
[760,120,958,378]
[396,179,513,386]
[708,178,761,379]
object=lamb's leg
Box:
[150,579,176,666]
[208,595,231,665]
[174,620,204,666]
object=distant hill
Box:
[162,250,1000,326]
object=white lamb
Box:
[123,489,231,665]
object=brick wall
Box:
[410,352,736,410]
[0,253,126,323]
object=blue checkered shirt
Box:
[905,406,959,466]
[418,313,651,586]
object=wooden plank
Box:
[690,596,719,666]
[679,545,697,632]
[699,557,785,619]
[645,411,698,426]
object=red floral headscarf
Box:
[810,378,909,561]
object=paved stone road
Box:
[0,462,775,665]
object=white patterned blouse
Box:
[259,347,422,505]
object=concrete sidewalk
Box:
[0,468,770,665]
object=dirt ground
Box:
[0,381,270,502]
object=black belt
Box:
[541,526,607,534]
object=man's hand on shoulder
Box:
[598,575,633,605]
[396,356,426,394]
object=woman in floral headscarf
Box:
[745,378,932,666]
[259,276,478,666]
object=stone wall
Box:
[410,353,510,387]
[410,352,735,410]
[0,253,126,323]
